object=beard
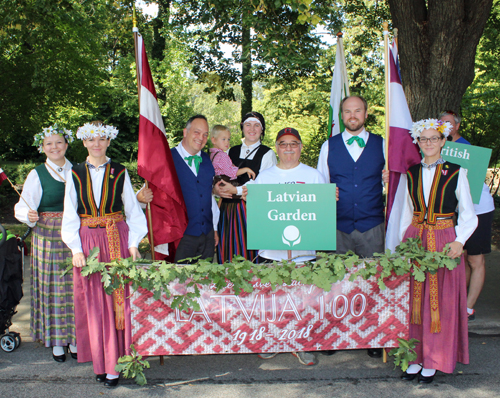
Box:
[344,118,364,133]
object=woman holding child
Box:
[215,112,277,263]
[399,119,477,383]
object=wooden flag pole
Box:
[133,4,156,263]
[133,4,162,366]
[6,177,32,211]
[382,21,390,365]
[383,22,390,191]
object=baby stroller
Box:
[0,223,25,352]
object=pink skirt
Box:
[403,223,469,373]
[73,220,132,375]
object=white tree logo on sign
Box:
[282,225,301,247]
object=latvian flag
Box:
[0,168,8,186]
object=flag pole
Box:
[383,22,390,197]
[133,3,156,261]
[5,176,32,210]
[382,21,390,365]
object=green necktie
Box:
[346,135,366,148]
[184,155,202,173]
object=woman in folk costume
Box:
[61,122,147,388]
[399,119,477,383]
[14,126,77,362]
[216,112,277,263]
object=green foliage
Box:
[67,237,459,313]
[388,338,419,372]
[115,344,150,386]
[63,238,458,385]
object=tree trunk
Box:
[387,0,493,120]
[241,22,252,119]
[152,0,171,61]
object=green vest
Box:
[35,164,65,212]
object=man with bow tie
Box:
[139,115,221,263]
[317,96,388,358]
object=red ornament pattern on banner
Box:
[131,268,409,356]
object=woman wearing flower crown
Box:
[399,119,478,383]
[61,121,147,387]
[14,125,78,362]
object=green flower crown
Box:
[33,125,74,153]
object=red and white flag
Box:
[0,168,8,186]
[136,33,188,259]
[385,41,422,252]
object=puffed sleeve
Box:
[122,169,148,248]
[398,174,415,243]
[455,168,478,245]
[14,169,42,227]
[61,170,83,255]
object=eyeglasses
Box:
[418,136,442,144]
[277,141,301,149]
[443,109,457,116]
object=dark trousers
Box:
[174,230,215,263]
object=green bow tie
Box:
[184,155,202,173]
[346,135,366,148]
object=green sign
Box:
[441,142,491,204]
[246,184,337,251]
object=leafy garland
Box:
[62,237,459,384]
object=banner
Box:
[246,184,337,251]
[441,141,492,204]
[131,268,409,356]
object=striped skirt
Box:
[31,212,76,347]
[403,220,469,373]
[73,220,132,376]
[216,200,258,264]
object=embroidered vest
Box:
[406,161,460,224]
[229,144,271,185]
[36,164,66,212]
[71,162,126,216]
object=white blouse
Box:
[14,158,72,227]
[61,158,148,255]
[398,166,478,245]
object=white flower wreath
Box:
[409,118,453,144]
[33,125,74,153]
[76,122,119,140]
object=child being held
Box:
[209,125,255,197]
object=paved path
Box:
[1,252,499,397]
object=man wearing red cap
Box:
[251,127,326,366]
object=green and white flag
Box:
[328,34,350,137]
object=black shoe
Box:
[418,373,435,384]
[104,378,119,387]
[95,374,106,383]
[53,353,66,363]
[401,370,420,381]
[67,346,77,360]
[320,350,336,356]
[367,348,382,358]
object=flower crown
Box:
[409,118,453,144]
[76,122,119,140]
[33,125,74,153]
